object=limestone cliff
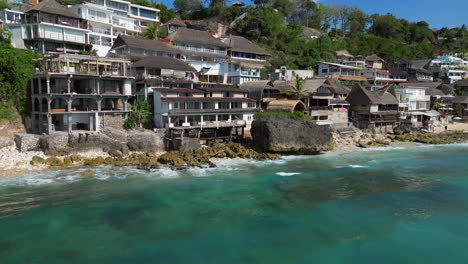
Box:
[251,116,334,154]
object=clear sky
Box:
[156,0,468,29]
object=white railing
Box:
[175,45,227,55]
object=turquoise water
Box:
[1,144,468,263]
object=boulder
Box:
[127,130,164,153]
[251,117,334,154]
[40,133,69,155]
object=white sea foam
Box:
[349,165,369,168]
[276,172,302,177]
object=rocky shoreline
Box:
[0,143,281,177]
[1,131,468,179]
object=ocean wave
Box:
[349,165,369,168]
[276,172,302,177]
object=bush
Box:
[254,111,311,120]
[124,115,136,129]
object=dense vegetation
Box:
[0,29,39,120]
[172,0,467,70]
[255,111,311,120]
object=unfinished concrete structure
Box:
[31,54,133,134]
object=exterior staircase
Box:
[334,123,358,135]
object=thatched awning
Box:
[266,100,307,113]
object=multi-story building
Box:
[365,54,384,69]
[6,0,91,53]
[221,35,270,84]
[153,83,258,129]
[388,83,433,127]
[430,55,468,84]
[269,66,314,81]
[317,62,367,82]
[153,83,258,150]
[131,55,197,101]
[360,69,408,85]
[394,59,433,82]
[110,34,178,57]
[336,50,365,68]
[30,54,133,134]
[69,0,160,56]
[346,84,400,130]
[168,27,230,83]
[303,78,350,126]
[164,18,186,34]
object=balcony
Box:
[169,120,247,129]
[310,106,333,111]
[176,45,227,55]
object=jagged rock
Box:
[40,133,69,155]
[102,127,128,143]
[251,116,334,153]
[30,155,46,165]
[127,130,164,153]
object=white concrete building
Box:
[430,55,468,84]
[6,0,91,53]
[221,35,270,84]
[69,0,160,56]
[389,84,434,127]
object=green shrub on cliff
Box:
[255,111,311,120]
[0,28,39,119]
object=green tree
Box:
[454,104,464,117]
[0,0,10,9]
[151,3,175,23]
[346,7,368,37]
[125,99,152,129]
[284,77,308,99]
[174,0,203,15]
[143,23,167,40]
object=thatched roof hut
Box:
[266,100,307,113]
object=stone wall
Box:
[99,114,125,131]
[251,116,334,153]
[16,128,167,156]
[329,111,348,127]
[14,134,41,152]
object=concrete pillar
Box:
[185,115,188,123]
[89,114,94,131]
[123,98,128,111]
[97,78,100,94]
[46,75,50,94]
[47,114,52,134]
[67,76,71,94]
[95,112,100,132]
[67,114,72,133]
[215,115,218,122]
[97,98,102,111]
[67,99,72,112]
[38,77,42,94]
[47,98,51,113]
[144,83,148,101]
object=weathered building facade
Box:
[31,54,133,134]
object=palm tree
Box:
[283,77,309,99]
[143,23,166,40]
